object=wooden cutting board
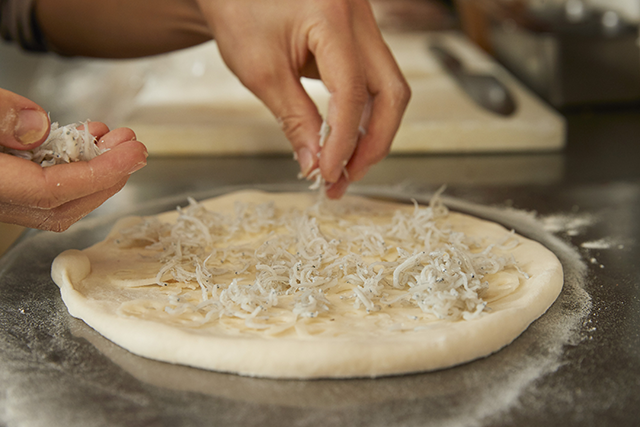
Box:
[121,32,565,155]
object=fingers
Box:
[77,121,110,141]
[343,0,411,183]
[76,121,137,150]
[0,88,50,149]
[324,174,351,199]
[201,0,409,195]
[46,139,146,206]
[254,74,325,178]
[0,87,146,231]
[309,2,369,184]
[310,0,410,187]
[0,177,129,232]
[97,126,137,150]
[206,0,372,181]
[0,124,145,231]
[211,18,325,177]
[313,0,410,195]
[344,64,411,183]
[281,0,410,187]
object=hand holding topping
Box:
[0,89,148,231]
[197,0,410,198]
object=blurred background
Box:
[2,0,639,154]
[3,0,639,116]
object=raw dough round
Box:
[52,191,563,379]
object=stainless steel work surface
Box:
[1,108,639,426]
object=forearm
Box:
[35,0,212,57]
[1,0,47,51]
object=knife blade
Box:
[429,42,517,116]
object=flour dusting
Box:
[540,213,597,236]
[581,237,627,250]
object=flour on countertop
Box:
[581,238,626,250]
[540,213,598,236]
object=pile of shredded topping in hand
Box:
[115,190,526,336]
[0,121,102,166]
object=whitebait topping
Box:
[0,121,102,166]
[114,191,527,337]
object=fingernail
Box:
[296,147,315,177]
[15,109,49,145]
[325,177,349,199]
[326,166,343,184]
[128,160,147,174]
[350,165,371,182]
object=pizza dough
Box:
[51,190,563,379]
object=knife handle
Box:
[429,44,464,75]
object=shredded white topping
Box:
[319,120,331,148]
[0,121,102,166]
[115,190,525,336]
[296,119,349,191]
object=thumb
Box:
[0,88,50,150]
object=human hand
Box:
[0,89,148,231]
[197,0,410,198]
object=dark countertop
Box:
[1,106,639,426]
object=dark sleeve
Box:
[0,0,48,52]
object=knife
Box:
[429,42,517,116]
